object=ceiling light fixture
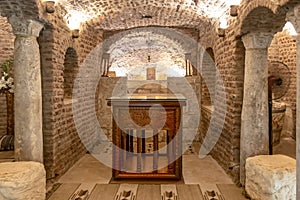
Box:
[230,5,238,17]
[218,28,225,37]
[72,29,79,38]
[43,0,56,13]
[218,17,227,37]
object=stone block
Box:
[0,162,46,200]
[246,155,296,200]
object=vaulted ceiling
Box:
[56,0,241,30]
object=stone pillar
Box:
[240,32,274,185]
[8,16,44,162]
[287,5,300,198]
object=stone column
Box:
[8,16,44,162]
[240,32,274,185]
[287,5,300,198]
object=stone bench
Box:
[246,154,296,200]
[0,162,46,200]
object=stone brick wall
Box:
[0,16,15,137]
[167,76,201,153]
[268,31,297,139]
[39,9,103,179]
[198,10,297,184]
[198,22,245,184]
[201,48,216,105]
[199,105,212,147]
[97,77,127,141]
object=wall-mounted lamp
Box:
[218,28,225,37]
[43,0,56,13]
[101,53,110,77]
[185,53,193,76]
[72,29,80,38]
[230,5,239,17]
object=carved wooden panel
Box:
[108,97,185,180]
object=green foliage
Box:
[0,58,14,94]
[1,58,14,76]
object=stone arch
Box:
[238,0,292,186]
[102,27,198,78]
[237,1,286,36]
[241,7,285,35]
[38,22,80,178]
[63,47,79,99]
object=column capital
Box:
[8,15,44,37]
[242,32,274,50]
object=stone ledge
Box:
[246,154,296,200]
[0,161,46,200]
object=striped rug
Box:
[47,183,247,200]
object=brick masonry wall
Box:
[199,21,245,184]
[198,15,297,185]
[39,9,103,179]
[201,48,216,105]
[268,31,297,139]
[97,77,127,142]
[0,16,15,137]
[167,76,201,153]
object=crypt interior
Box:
[0,0,300,199]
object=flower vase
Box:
[6,92,14,135]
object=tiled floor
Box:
[49,154,247,199]
[47,137,296,199]
[56,136,296,185]
[0,137,294,199]
[58,154,234,185]
[58,154,233,184]
[48,182,246,200]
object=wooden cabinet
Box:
[107,94,186,180]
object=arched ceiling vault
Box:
[0,0,298,33]
[102,27,197,78]
[57,0,239,31]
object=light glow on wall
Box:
[219,17,228,29]
[282,21,298,36]
[65,10,88,30]
[229,0,242,5]
[185,0,196,5]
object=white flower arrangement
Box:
[0,59,14,94]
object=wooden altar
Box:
[107,94,186,180]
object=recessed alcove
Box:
[63,47,79,102]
